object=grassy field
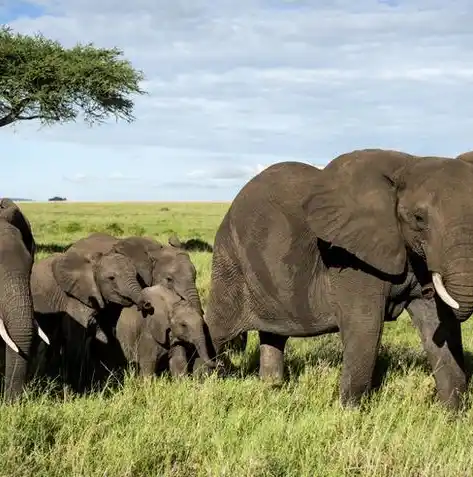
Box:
[1,201,473,476]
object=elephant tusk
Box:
[36,322,50,345]
[0,319,19,353]
[432,272,460,310]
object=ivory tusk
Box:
[432,272,460,310]
[36,322,50,345]
[0,319,19,353]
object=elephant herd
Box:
[2,148,473,411]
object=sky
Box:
[1,0,473,201]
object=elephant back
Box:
[67,232,118,259]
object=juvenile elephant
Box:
[31,244,153,390]
[115,284,214,377]
[69,232,203,314]
[0,198,48,400]
[204,149,473,410]
[35,232,207,387]
[69,232,206,372]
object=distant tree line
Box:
[48,197,67,202]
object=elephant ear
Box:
[0,198,36,257]
[456,151,473,165]
[52,250,105,309]
[113,237,155,286]
[302,149,409,276]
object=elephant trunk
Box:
[187,318,215,367]
[183,287,204,316]
[434,269,473,321]
[193,335,213,365]
[124,277,152,312]
[0,272,35,401]
[429,237,473,320]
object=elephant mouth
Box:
[421,283,435,300]
[119,296,134,306]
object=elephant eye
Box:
[108,275,116,281]
[413,211,427,228]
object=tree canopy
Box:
[0,25,146,128]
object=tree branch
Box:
[0,98,31,127]
[0,111,61,127]
[0,112,17,127]
[0,98,60,127]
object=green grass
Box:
[3,201,473,476]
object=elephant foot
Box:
[339,388,366,408]
[258,331,287,385]
[192,357,223,379]
[434,376,466,413]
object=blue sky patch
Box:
[0,1,45,23]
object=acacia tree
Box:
[0,25,146,128]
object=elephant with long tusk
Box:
[0,198,49,401]
[203,148,473,410]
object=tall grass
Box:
[2,201,473,477]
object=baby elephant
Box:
[115,284,214,377]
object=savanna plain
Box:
[2,201,473,477]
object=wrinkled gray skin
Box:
[34,232,206,387]
[31,240,153,390]
[78,233,205,375]
[0,199,47,401]
[115,284,214,377]
[69,232,204,315]
[204,149,473,410]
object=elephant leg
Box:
[135,334,164,377]
[169,344,188,377]
[259,331,287,384]
[406,298,466,410]
[339,309,384,407]
[138,349,159,377]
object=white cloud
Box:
[2,0,473,200]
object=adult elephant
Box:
[0,198,48,400]
[203,149,473,410]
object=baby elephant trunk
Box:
[176,310,215,368]
[192,334,215,368]
[124,277,153,313]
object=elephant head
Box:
[51,248,152,315]
[112,235,204,315]
[303,148,473,321]
[140,284,214,366]
[0,198,35,259]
